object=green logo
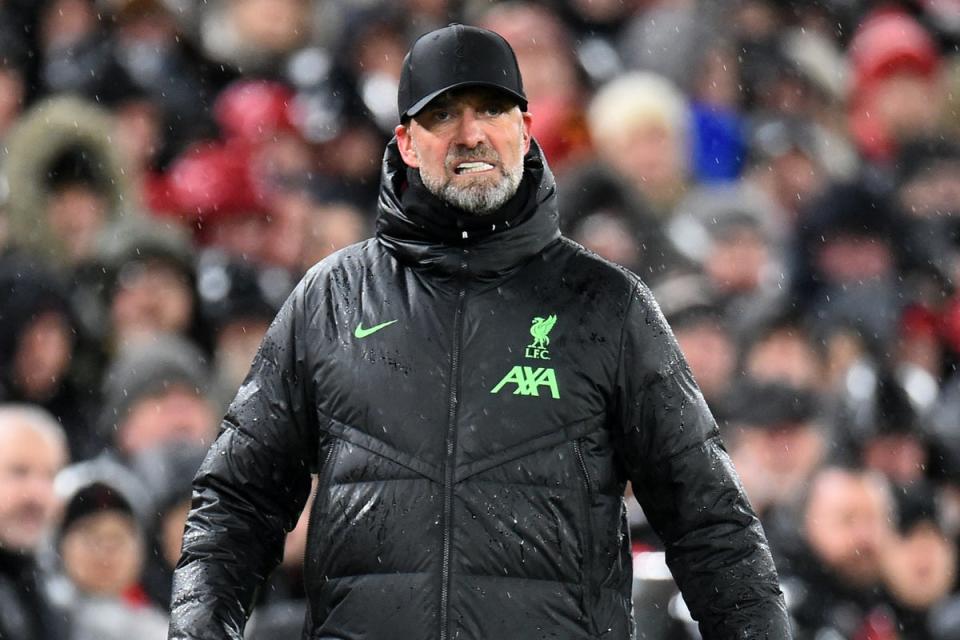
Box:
[491,314,561,399]
[490,366,560,399]
[526,314,556,360]
[354,319,398,339]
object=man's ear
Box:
[395,123,420,169]
[521,112,533,156]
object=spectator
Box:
[743,116,833,225]
[779,465,898,640]
[198,0,316,75]
[165,139,272,262]
[848,8,946,165]
[0,404,71,640]
[654,276,737,417]
[883,482,959,639]
[794,180,906,346]
[98,335,217,461]
[300,201,370,272]
[98,220,200,354]
[587,72,691,217]
[671,203,785,325]
[196,256,282,409]
[739,309,828,392]
[53,458,168,640]
[0,258,99,460]
[844,369,936,488]
[724,381,827,527]
[479,2,591,171]
[4,96,134,267]
[559,162,685,283]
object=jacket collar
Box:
[375,137,561,280]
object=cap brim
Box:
[403,81,528,118]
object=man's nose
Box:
[454,109,485,148]
[23,473,54,508]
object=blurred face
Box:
[771,150,823,213]
[0,423,66,553]
[231,0,308,53]
[815,234,894,283]
[260,191,310,270]
[119,387,216,457]
[111,259,193,348]
[863,434,928,486]
[40,0,97,51]
[481,6,579,104]
[804,469,894,588]
[13,311,73,400]
[745,330,823,389]
[46,185,108,263]
[61,511,143,596]
[569,0,636,23]
[884,522,957,610]
[600,123,684,207]
[673,321,735,401]
[216,318,271,390]
[872,72,944,142]
[705,226,768,294]
[397,87,532,215]
[113,100,161,172]
[695,45,739,108]
[570,212,641,271]
[208,214,270,263]
[899,161,960,218]
[734,423,824,506]
[302,204,367,269]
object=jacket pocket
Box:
[572,438,599,636]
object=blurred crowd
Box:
[1,0,960,638]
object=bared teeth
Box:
[455,162,494,174]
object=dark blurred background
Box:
[2,1,960,638]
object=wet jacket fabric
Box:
[169,140,789,640]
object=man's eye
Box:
[484,105,504,116]
[432,110,451,122]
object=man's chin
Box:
[441,183,511,215]
[448,170,501,188]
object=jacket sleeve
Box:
[613,281,790,639]
[168,278,319,640]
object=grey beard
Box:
[421,162,524,216]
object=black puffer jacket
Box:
[169,141,789,640]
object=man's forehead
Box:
[425,86,521,110]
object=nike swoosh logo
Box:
[354,319,398,339]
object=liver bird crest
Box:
[529,315,557,349]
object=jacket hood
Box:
[3,96,136,265]
[375,137,561,279]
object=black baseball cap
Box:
[398,24,527,120]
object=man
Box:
[0,404,71,639]
[99,335,218,460]
[777,465,898,639]
[169,24,789,639]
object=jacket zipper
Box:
[303,436,341,631]
[440,269,467,640]
[573,438,598,635]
